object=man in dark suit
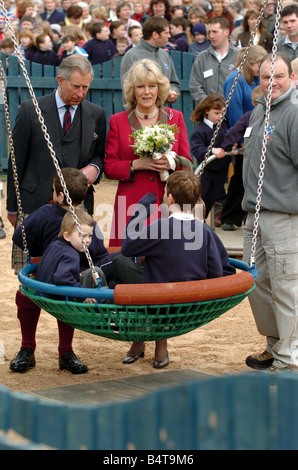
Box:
[7,54,106,222]
[7,55,106,375]
[39,0,66,24]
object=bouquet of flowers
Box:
[130,123,180,181]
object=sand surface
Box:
[0,180,264,394]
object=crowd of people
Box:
[1,0,298,375]
[0,0,296,65]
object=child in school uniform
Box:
[31,33,59,65]
[83,22,117,65]
[190,93,231,221]
[11,168,141,374]
[120,171,235,369]
[212,87,264,180]
[35,209,105,298]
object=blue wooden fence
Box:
[0,373,297,450]
[0,51,196,171]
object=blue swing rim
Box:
[18,258,258,304]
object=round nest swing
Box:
[18,259,256,342]
[1,0,281,343]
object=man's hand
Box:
[167,90,179,102]
[80,165,98,184]
[7,213,17,227]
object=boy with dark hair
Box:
[121,170,235,369]
[11,168,141,374]
[58,34,89,63]
[83,21,117,64]
[169,16,189,51]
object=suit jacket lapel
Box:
[80,101,96,166]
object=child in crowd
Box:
[189,22,211,55]
[114,36,129,56]
[190,93,231,221]
[18,29,36,61]
[127,25,143,47]
[58,34,89,63]
[121,171,235,369]
[109,20,126,45]
[19,15,35,31]
[0,37,14,57]
[32,33,58,65]
[213,86,263,159]
[169,16,189,52]
[83,21,117,65]
[50,24,62,53]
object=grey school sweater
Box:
[242,86,298,214]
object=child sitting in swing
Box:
[120,170,235,369]
[35,208,106,302]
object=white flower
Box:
[130,123,180,158]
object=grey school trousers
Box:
[243,210,298,369]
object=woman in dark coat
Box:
[237,8,273,53]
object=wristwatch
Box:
[129,160,135,173]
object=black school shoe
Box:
[59,351,88,374]
[10,348,36,372]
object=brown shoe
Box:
[246,350,273,369]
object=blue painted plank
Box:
[8,392,38,442]
[124,391,161,450]
[275,373,298,450]
[65,404,98,450]
[34,399,67,450]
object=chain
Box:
[195,0,271,178]
[0,0,100,285]
[0,59,30,261]
[249,0,283,268]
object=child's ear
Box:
[57,191,65,204]
[63,231,70,242]
[167,193,175,205]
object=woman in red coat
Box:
[104,58,193,248]
[104,59,193,369]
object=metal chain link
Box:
[195,0,271,178]
[0,59,29,260]
[0,0,100,285]
[249,0,283,268]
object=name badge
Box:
[203,69,214,78]
[244,127,252,138]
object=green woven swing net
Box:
[19,260,256,342]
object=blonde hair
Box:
[123,59,170,109]
[229,45,267,84]
[251,84,263,103]
[58,209,94,238]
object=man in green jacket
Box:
[243,52,298,373]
